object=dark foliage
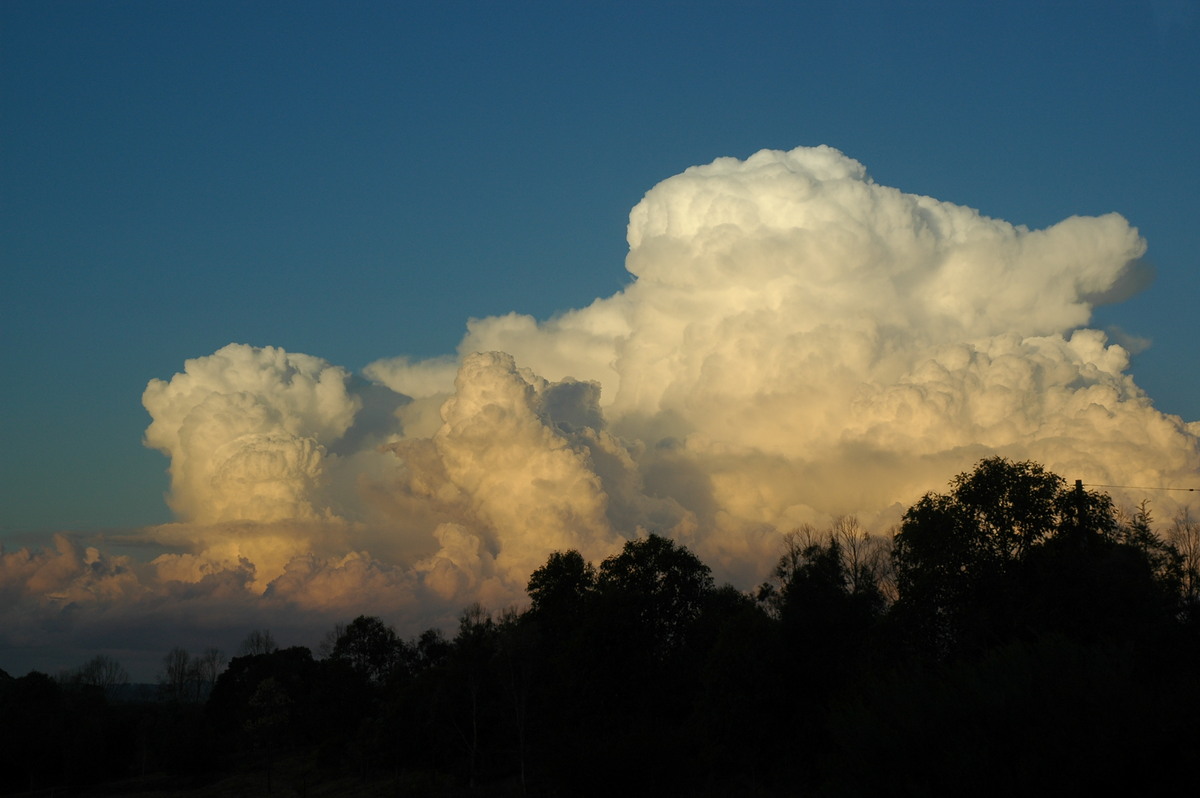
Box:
[4,458,1197,796]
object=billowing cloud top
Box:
[142,345,361,526]
[5,146,1197,671]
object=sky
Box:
[2,0,1198,680]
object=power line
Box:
[1081,483,1198,493]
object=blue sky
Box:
[3,0,1198,537]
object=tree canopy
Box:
[5,457,1197,796]
[893,456,1184,654]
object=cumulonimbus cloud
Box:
[5,146,1197,672]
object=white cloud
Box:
[142,343,361,525]
[6,146,1197,675]
[131,146,1200,608]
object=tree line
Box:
[2,457,1198,795]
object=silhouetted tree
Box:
[892,457,1192,658]
[160,646,192,703]
[239,629,278,656]
[328,615,409,685]
[596,533,715,659]
[195,647,226,694]
[527,549,596,619]
[414,627,452,671]
[895,459,1066,587]
[0,671,65,791]
[747,523,889,786]
[245,677,291,793]
[446,603,498,788]
[526,534,716,793]
[1168,507,1200,608]
[207,643,367,784]
[66,653,129,696]
[1016,504,1184,645]
[494,608,536,792]
[894,458,1108,653]
[688,585,785,790]
[760,520,888,623]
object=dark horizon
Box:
[5,457,1198,795]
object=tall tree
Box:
[197,647,226,692]
[527,549,596,618]
[159,647,191,702]
[68,654,129,696]
[1168,508,1200,609]
[239,629,278,656]
[328,615,409,685]
[596,533,715,659]
[891,457,1181,654]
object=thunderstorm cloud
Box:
[5,146,1197,672]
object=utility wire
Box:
[1081,483,1198,492]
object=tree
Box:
[894,459,1072,594]
[203,647,227,686]
[329,615,408,685]
[240,629,278,656]
[527,549,596,617]
[414,627,451,671]
[773,529,884,632]
[759,519,888,622]
[447,603,498,788]
[832,515,892,598]
[159,647,191,702]
[892,457,1181,654]
[189,647,225,701]
[517,537,719,793]
[751,522,888,774]
[245,677,291,793]
[596,533,715,659]
[1168,508,1200,608]
[893,459,1086,644]
[0,671,67,791]
[494,608,536,793]
[68,654,129,696]
[207,645,363,774]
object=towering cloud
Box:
[450,146,1196,575]
[132,145,1200,601]
[142,344,361,526]
[4,146,1197,669]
